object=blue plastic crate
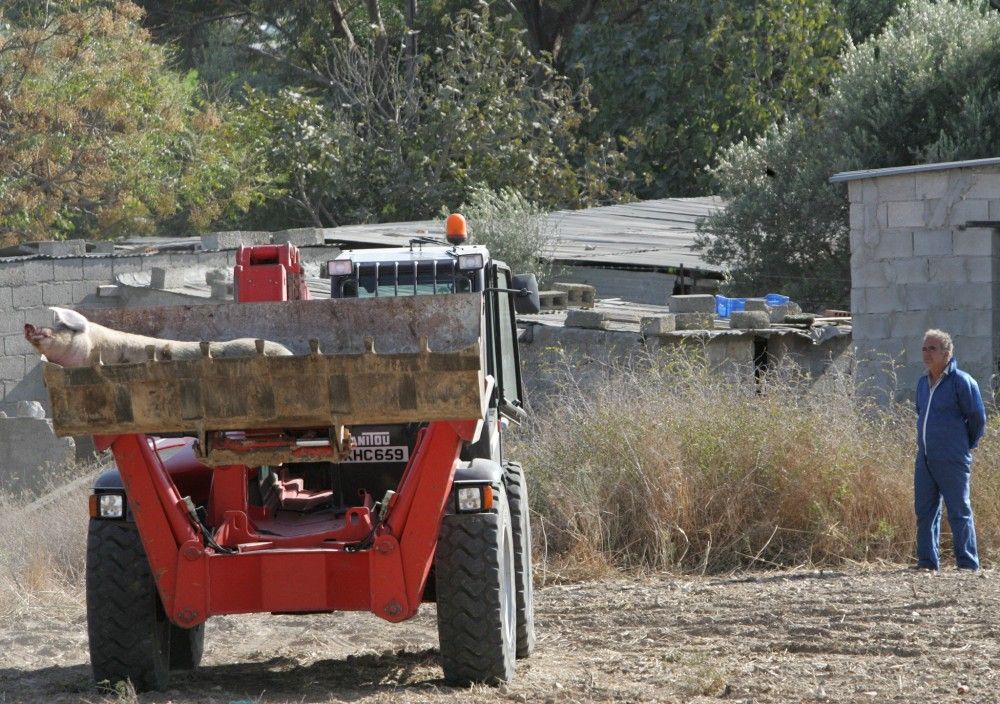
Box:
[715,295,747,318]
[765,293,790,307]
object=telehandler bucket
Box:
[43,294,487,446]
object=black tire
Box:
[86,519,170,692]
[503,462,536,658]
[169,622,205,670]
[435,484,516,685]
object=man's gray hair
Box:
[924,329,954,358]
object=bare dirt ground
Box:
[2,566,997,704]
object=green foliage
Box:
[698,0,1000,308]
[0,1,273,244]
[238,7,630,228]
[569,0,846,198]
[459,187,557,285]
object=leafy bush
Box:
[569,0,846,198]
[514,348,1000,577]
[459,187,557,285]
[698,0,1000,308]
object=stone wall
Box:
[846,163,1000,400]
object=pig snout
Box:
[24,323,46,345]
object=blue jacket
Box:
[915,358,986,465]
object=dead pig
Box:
[24,307,292,367]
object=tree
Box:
[235,7,629,228]
[697,0,1000,309]
[567,0,846,198]
[0,1,273,244]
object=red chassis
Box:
[93,417,481,629]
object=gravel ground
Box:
[1,566,997,703]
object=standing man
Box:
[914,329,986,571]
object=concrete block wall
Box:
[847,164,1000,400]
[0,238,336,418]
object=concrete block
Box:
[729,311,770,329]
[17,400,45,419]
[850,227,865,253]
[961,173,1000,199]
[0,308,24,334]
[0,286,11,307]
[862,180,879,207]
[0,354,25,380]
[945,283,990,310]
[873,231,913,259]
[903,283,944,312]
[640,315,676,336]
[849,205,864,231]
[37,239,86,257]
[0,263,27,286]
[915,172,949,199]
[948,199,989,227]
[4,332,35,356]
[891,257,930,284]
[989,199,1000,220]
[744,298,768,312]
[201,230,272,251]
[90,242,116,254]
[150,267,186,290]
[851,313,891,340]
[850,287,864,315]
[553,283,597,308]
[0,416,76,494]
[97,285,121,298]
[273,228,325,247]
[668,294,716,314]
[71,281,97,300]
[41,282,76,306]
[861,286,905,315]
[878,175,916,201]
[913,230,952,256]
[848,182,863,204]
[11,285,42,309]
[23,259,55,281]
[927,257,968,283]
[673,312,714,330]
[889,311,935,339]
[82,257,114,281]
[886,201,925,229]
[769,304,788,323]
[852,261,890,289]
[537,290,568,311]
[564,309,607,330]
[197,251,232,269]
[953,229,993,257]
[51,258,85,280]
[210,281,230,300]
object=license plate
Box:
[343,445,410,463]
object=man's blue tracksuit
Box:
[914,357,986,570]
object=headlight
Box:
[455,484,494,513]
[328,259,354,276]
[90,493,125,519]
[457,253,484,271]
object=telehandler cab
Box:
[41,215,539,691]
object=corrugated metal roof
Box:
[323,197,725,275]
[0,197,725,273]
[829,157,1000,183]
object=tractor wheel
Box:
[86,519,170,692]
[503,462,536,658]
[169,622,205,670]
[435,484,516,685]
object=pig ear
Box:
[50,307,88,332]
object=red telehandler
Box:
[40,217,539,691]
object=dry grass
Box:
[0,460,98,617]
[516,349,1000,577]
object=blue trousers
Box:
[914,454,979,570]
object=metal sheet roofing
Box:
[830,157,1000,183]
[323,197,725,275]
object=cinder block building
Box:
[832,157,1000,401]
